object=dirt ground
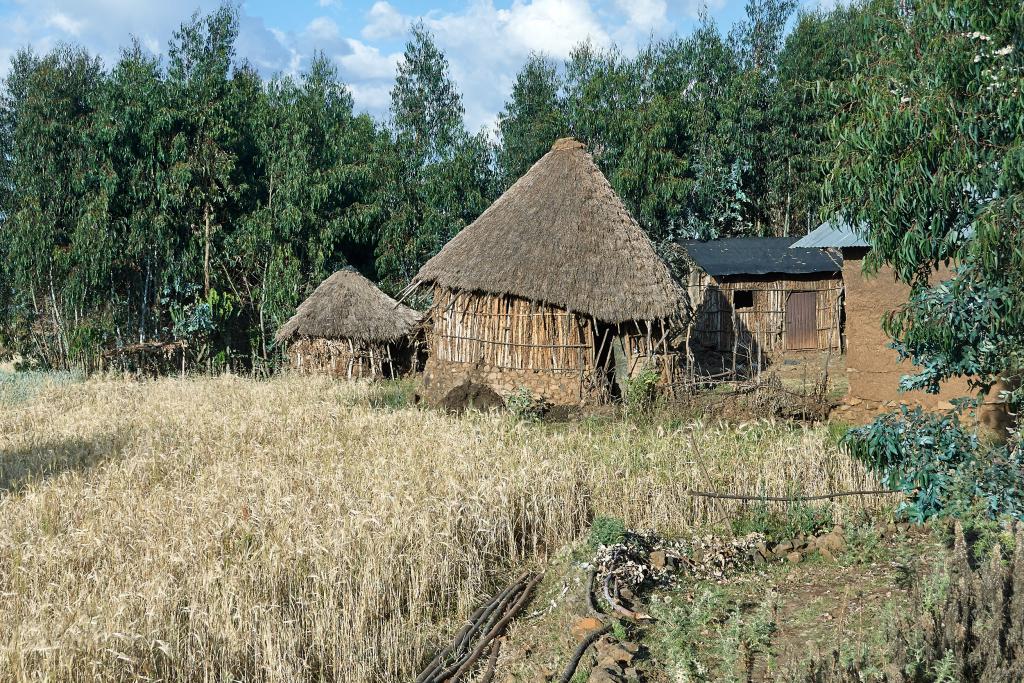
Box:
[493,524,947,682]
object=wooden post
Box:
[731,304,739,378]
[347,338,355,379]
[612,323,628,396]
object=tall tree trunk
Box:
[204,202,212,297]
[784,158,792,237]
[48,268,69,369]
[258,270,269,370]
[259,177,274,370]
[140,255,151,343]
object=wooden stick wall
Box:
[431,288,597,371]
[290,337,397,379]
[686,271,843,354]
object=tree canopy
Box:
[825,0,1023,406]
[0,0,938,376]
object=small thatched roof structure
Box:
[275,268,421,344]
[413,138,685,324]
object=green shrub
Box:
[587,516,627,549]
[651,585,775,683]
[624,367,660,417]
[505,387,546,420]
[843,406,1024,522]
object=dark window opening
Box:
[733,290,754,309]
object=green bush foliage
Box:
[587,516,627,550]
[505,387,546,421]
[844,407,1023,523]
[825,0,1024,413]
[652,585,775,682]
[623,368,661,417]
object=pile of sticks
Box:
[416,573,543,683]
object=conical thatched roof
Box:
[413,138,685,324]
[275,268,421,344]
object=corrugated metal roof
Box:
[790,218,870,249]
[678,237,841,277]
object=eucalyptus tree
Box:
[558,4,801,243]
[96,42,174,344]
[609,30,737,246]
[376,23,493,293]
[235,54,382,367]
[826,0,1023,406]
[3,46,105,367]
[771,4,871,236]
[559,22,749,243]
[165,5,240,299]
[0,50,36,347]
[724,0,797,235]
[496,53,566,189]
[676,20,750,239]
[562,42,636,176]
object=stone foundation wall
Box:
[419,355,600,406]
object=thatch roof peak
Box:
[551,137,584,152]
[275,268,421,344]
[413,139,685,324]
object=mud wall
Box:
[842,251,972,409]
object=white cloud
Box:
[496,0,609,58]
[0,48,13,82]
[362,1,407,41]
[615,0,667,29]
[46,11,87,36]
[337,38,399,80]
[4,0,224,69]
[237,14,297,74]
[348,81,392,110]
[306,16,341,41]
[391,0,612,131]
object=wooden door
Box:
[785,291,818,350]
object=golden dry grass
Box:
[0,374,890,682]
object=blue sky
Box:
[1,1,821,132]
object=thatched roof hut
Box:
[276,268,421,379]
[415,137,683,323]
[412,137,687,406]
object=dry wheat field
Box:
[0,374,889,682]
